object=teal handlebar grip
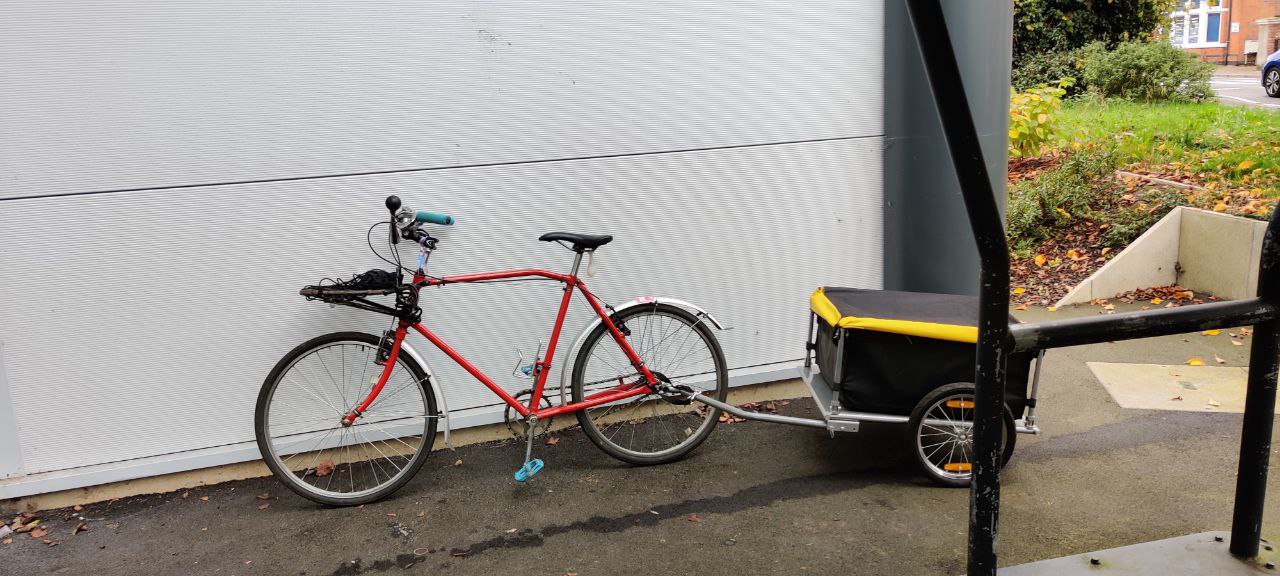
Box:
[415,211,454,225]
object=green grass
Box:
[1055,100,1280,194]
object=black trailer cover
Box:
[811,287,1035,416]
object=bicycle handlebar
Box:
[413,210,454,226]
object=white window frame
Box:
[1170,1,1228,48]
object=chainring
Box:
[503,389,556,438]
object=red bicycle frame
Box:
[342,268,658,426]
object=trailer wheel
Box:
[907,383,1015,488]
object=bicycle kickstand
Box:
[514,414,545,483]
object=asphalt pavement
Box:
[1212,67,1278,109]
[3,302,1279,576]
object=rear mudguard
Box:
[555,297,727,403]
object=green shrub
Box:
[1079,40,1214,102]
[1011,49,1087,95]
[1008,78,1073,158]
[1006,150,1119,249]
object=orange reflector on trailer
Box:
[946,400,975,409]
[944,463,973,472]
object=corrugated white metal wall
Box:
[0,0,884,495]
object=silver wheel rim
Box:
[576,310,723,459]
[263,341,432,501]
[915,392,1000,481]
[1267,70,1280,95]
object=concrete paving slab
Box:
[1001,531,1278,575]
[1088,362,1263,414]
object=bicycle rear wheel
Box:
[571,303,728,465]
[255,331,438,506]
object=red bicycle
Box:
[255,196,729,505]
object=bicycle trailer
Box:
[800,286,1045,485]
[808,287,1037,416]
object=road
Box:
[1212,70,1278,109]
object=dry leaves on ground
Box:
[314,460,336,477]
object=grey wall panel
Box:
[0,138,882,475]
[0,0,882,198]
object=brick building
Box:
[1169,0,1280,65]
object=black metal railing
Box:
[903,1,1280,574]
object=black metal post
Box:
[902,2,1009,574]
[1230,214,1280,557]
[1010,298,1280,352]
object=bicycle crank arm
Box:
[687,392,827,429]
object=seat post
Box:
[568,251,585,278]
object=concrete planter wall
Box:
[1057,207,1267,306]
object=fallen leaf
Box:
[1239,159,1256,170]
[1013,287,1026,295]
[1150,298,1163,305]
[1241,327,1254,337]
[1170,395,1183,401]
[454,459,463,467]
[417,512,426,518]
[1213,203,1228,212]
[73,522,88,535]
[386,513,397,518]
[1014,304,1028,311]
[450,551,469,558]
[256,493,271,500]
[1034,254,1047,267]
[43,539,57,547]
[1233,340,1244,346]
[504,528,518,534]
[687,513,702,523]
[1215,354,1227,364]
[545,436,560,446]
[257,503,270,510]
[30,528,47,539]
[1066,249,1084,261]
[314,459,336,477]
[2,538,11,545]
[200,496,209,502]
[73,505,82,512]
[182,492,189,499]
[1101,247,1112,256]
[1208,398,1221,407]
[1173,290,1194,300]
[1187,357,1205,366]
[1203,329,1221,336]
[1103,304,1115,311]
[1047,306,1058,312]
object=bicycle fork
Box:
[342,325,410,427]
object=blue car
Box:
[1265,50,1280,98]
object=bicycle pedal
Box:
[513,459,544,483]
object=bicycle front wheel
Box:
[255,331,438,506]
[572,303,728,465]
